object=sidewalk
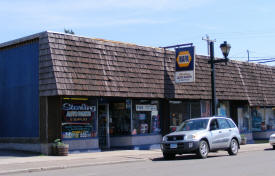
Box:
[0,143,271,175]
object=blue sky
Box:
[1,0,275,65]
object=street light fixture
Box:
[220,41,231,59]
[209,41,230,116]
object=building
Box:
[0,31,275,154]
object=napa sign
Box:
[175,46,195,83]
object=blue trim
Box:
[62,137,98,141]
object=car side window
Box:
[210,119,219,130]
[217,118,230,129]
[226,119,236,128]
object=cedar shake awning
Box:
[14,31,275,106]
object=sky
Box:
[1,0,275,65]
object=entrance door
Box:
[98,104,110,149]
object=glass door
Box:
[98,104,110,149]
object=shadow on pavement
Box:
[264,148,274,151]
[0,149,40,158]
[151,154,226,161]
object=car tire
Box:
[163,153,175,160]
[196,140,209,159]
[273,145,275,150]
[228,138,239,155]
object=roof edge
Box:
[0,31,48,48]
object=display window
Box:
[217,101,230,117]
[132,100,160,135]
[237,106,251,133]
[109,100,131,136]
[251,107,275,132]
[61,98,97,139]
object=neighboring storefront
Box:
[251,107,275,140]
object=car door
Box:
[209,119,223,149]
[217,118,231,148]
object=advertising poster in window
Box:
[175,46,195,83]
[62,98,97,139]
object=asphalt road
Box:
[10,149,275,176]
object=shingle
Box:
[38,32,275,106]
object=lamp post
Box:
[209,41,231,116]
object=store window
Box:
[61,98,97,139]
[169,101,189,132]
[109,100,131,136]
[201,100,211,117]
[169,101,201,132]
[132,100,160,135]
[251,107,275,132]
[237,106,251,133]
[217,101,230,117]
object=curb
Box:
[0,158,147,175]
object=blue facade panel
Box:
[0,41,39,137]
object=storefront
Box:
[59,97,161,151]
[1,31,275,154]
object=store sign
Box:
[175,46,195,83]
[62,125,94,138]
[62,103,96,123]
[136,105,157,111]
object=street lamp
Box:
[220,41,231,60]
[209,41,230,116]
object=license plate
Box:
[170,144,177,149]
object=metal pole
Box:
[210,41,217,116]
[247,50,250,62]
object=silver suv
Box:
[161,116,241,159]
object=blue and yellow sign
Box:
[175,46,195,71]
[175,46,195,83]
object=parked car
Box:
[161,116,241,159]
[269,133,275,150]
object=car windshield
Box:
[176,119,209,131]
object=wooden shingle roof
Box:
[38,31,275,106]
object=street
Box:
[10,149,275,176]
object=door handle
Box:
[219,131,222,133]
[229,129,232,132]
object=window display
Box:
[251,107,275,131]
[132,100,160,135]
[61,98,97,139]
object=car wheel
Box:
[228,138,238,155]
[163,153,175,160]
[196,140,209,159]
[273,145,275,150]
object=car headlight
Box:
[162,136,167,142]
[186,134,199,140]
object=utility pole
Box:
[202,34,215,56]
[247,50,250,62]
